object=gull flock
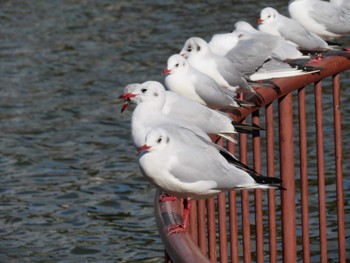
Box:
[119,0,349,235]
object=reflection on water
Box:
[0,0,348,262]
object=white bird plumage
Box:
[138,125,282,200]
[258,7,330,50]
[288,0,350,40]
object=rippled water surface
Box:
[0,0,349,262]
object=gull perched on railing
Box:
[163,54,254,108]
[179,36,255,94]
[288,0,350,40]
[138,125,284,235]
[119,81,261,145]
[258,7,331,51]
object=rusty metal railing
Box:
[155,50,350,263]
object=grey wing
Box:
[309,2,350,33]
[279,17,328,50]
[169,147,253,190]
[225,35,276,75]
[193,74,238,107]
[215,57,253,91]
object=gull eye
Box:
[268,15,271,18]
[141,88,147,93]
[175,63,179,67]
[187,47,192,52]
[157,137,162,143]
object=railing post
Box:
[332,74,346,263]
[265,103,277,263]
[252,110,264,263]
[278,93,296,263]
[239,126,251,263]
[314,81,328,263]
[298,87,310,263]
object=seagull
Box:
[234,21,306,60]
[179,37,255,94]
[208,30,241,57]
[258,7,330,51]
[138,125,284,234]
[163,54,253,108]
[288,0,350,40]
[119,81,259,145]
[210,20,305,60]
[118,81,212,148]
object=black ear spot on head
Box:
[166,137,170,143]
[197,46,201,51]
[154,92,158,97]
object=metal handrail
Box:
[155,50,350,263]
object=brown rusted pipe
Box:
[252,110,264,263]
[227,140,239,263]
[314,81,328,263]
[155,192,211,263]
[279,93,297,263]
[265,103,277,263]
[197,199,207,256]
[298,87,311,263]
[207,197,217,263]
[239,129,252,263]
[332,74,346,263]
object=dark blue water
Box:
[0,0,348,262]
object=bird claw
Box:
[159,193,176,202]
[167,224,186,236]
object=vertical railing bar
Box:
[197,199,207,256]
[239,122,252,263]
[332,74,346,263]
[278,93,297,263]
[314,80,328,263]
[228,139,239,263]
[265,103,277,263]
[218,192,228,263]
[216,138,228,263]
[207,197,217,263]
[252,110,264,263]
[189,201,198,245]
[298,87,311,263]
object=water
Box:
[0,0,349,262]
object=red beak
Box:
[257,18,263,24]
[162,68,171,75]
[137,144,151,152]
[118,93,137,99]
[121,101,129,113]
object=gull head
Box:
[119,81,166,108]
[163,54,188,75]
[118,83,140,113]
[140,127,171,153]
[258,7,279,25]
[179,37,209,58]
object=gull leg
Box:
[167,199,192,235]
[159,193,177,202]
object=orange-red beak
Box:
[137,144,151,152]
[162,68,171,75]
[257,18,263,24]
[118,93,137,99]
[118,93,137,113]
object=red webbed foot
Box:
[167,224,186,236]
[159,193,176,202]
